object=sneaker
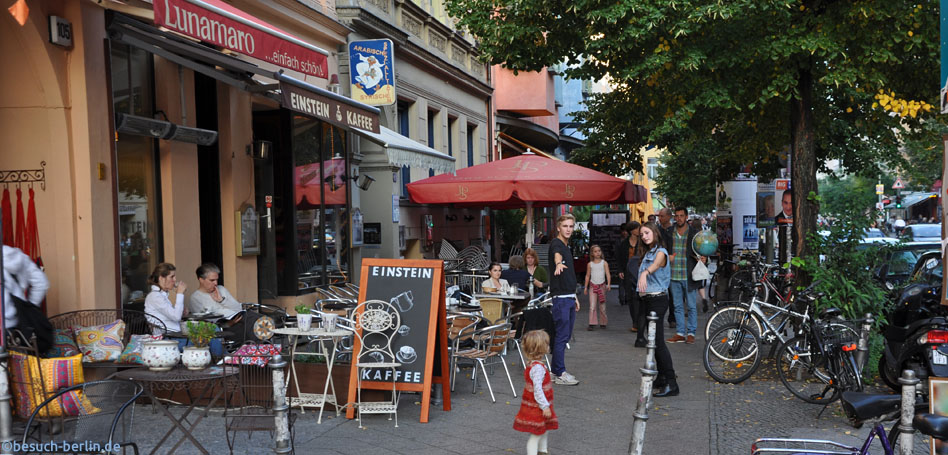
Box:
[667,334,687,343]
[686,335,695,344]
[553,373,579,386]
[587,325,595,331]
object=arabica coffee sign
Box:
[154,0,329,79]
[280,82,381,134]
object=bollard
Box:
[269,354,292,454]
[855,313,874,372]
[897,369,918,455]
[629,312,658,455]
[0,349,12,455]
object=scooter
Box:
[878,280,948,392]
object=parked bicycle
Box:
[727,252,794,305]
[703,279,799,342]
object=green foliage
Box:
[818,175,894,217]
[649,143,718,212]
[571,206,592,223]
[495,208,527,254]
[294,304,311,315]
[185,321,218,348]
[790,211,889,328]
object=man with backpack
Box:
[3,245,50,349]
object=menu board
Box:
[347,258,450,423]
[589,211,629,281]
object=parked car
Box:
[900,223,942,243]
[873,242,941,290]
[861,227,897,244]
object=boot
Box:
[654,377,679,397]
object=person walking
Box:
[583,245,611,330]
[637,222,678,397]
[666,207,704,345]
[622,223,648,346]
[513,330,559,455]
[548,213,580,386]
[613,224,630,306]
[657,208,676,328]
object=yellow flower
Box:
[846,107,853,113]
[908,31,914,37]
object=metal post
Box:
[269,354,292,454]
[629,312,658,455]
[897,369,919,455]
[0,206,12,455]
[855,313,874,372]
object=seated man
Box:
[500,255,531,292]
[190,263,271,345]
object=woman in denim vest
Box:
[637,222,678,397]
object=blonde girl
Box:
[513,330,559,455]
[583,244,611,330]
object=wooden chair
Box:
[352,300,402,428]
[478,298,506,324]
[223,342,295,454]
[452,322,517,403]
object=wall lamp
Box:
[354,174,375,191]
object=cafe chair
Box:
[453,322,517,403]
[21,379,143,455]
[224,342,295,454]
[497,312,525,366]
[478,298,506,325]
[352,299,402,428]
[447,312,483,386]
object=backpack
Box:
[10,294,53,353]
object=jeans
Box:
[551,297,576,376]
[642,294,675,382]
[670,279,697,337]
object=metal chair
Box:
[452,322,518,403]
[497,312,525,366]
[20,379,143,454]
[352,300,402,428]
[478,298,506,324]
[223,342,295,454]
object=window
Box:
[647,158,659,180]
[111,43,161,304]
[427,109,437,150]
[398,101,412,197]
[447,116,457,157]
[467,124,476,167]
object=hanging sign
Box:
[876,184,885,195]
[280,81,380,133]
[348,39,396,106]
[347,259,451,423]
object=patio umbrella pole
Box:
[525,201,533,248]
[0,208,12,455]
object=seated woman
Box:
[190,263,242,317]
[524,248,549,297]
[145,263,222,356]
[501,255,531,292]
[482,262,509,293]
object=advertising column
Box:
[717,176,758,251]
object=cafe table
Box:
[111,365,238,455]
[273,326,353,423]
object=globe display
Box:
[692,229,719,256]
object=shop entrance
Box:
[195,73,223,276]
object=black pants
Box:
[641,293,676,383]
[629,292,647,342]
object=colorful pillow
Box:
[224,344,282,367]
[117,334,162,364]
[47,328,80,357]
[9,352,98,417]
[75,320,126,362]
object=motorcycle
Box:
[878,279,948,392]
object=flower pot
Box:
[297,313,313,331]
[142,340,180,371]
[182,346,212,370]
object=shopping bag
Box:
[692,260,711,281]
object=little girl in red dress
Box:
[513,330,558,455]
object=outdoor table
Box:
[474,292,529,302]
[273,326,353,424]
[111,365,237,455]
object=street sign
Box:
[875,184,884,195]
[876,202,885,210]
[892,177,905,190]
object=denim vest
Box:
[639,246,670,293]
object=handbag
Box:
[692,260,711,281]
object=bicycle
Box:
[728,253,794,305]
[775,308,864,405]
[703,281,818,384]
[703,279,798,341]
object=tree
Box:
[818,174,893,218]
[448,0,941,272]
[650,141,719,212]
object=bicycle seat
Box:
[840,391,901,422]
[914,413,948,440]
[819,307,843,320]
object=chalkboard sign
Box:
[346,258,451,423]
[589,211,629,282]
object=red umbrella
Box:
[406,152,647,245]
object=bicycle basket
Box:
[751,437,859,455]
[820,322,859,349]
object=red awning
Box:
[154,0,329,79]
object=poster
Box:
[775,179,793,225]
[717,216,733,246]
[930,378,948,454]
[757,180,776,228]
[720,178,757,249]
[351,208,364,246]
[743,215,759,250]
[348,39,396,106]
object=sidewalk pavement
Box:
[35,288,935,454]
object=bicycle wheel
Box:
[703,305,762,341]
[703,322,762,384]
[776,335,837,403]
[835,351,864,394]
[727,270,753,300]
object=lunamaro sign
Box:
[154,0,329,79]
[280,82,381,134]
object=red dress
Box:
[513,360,559,435]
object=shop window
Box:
[292,117,349,291]
[110,43,162,306]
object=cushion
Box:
[47,328,80,357]
[75,320,126,362]
[118,334,162,364]
[224,344,282,367]
[9,352,98,417]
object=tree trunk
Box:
[790,66,818,285]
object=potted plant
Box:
[295,304,313,331]
[182,321,216,370]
